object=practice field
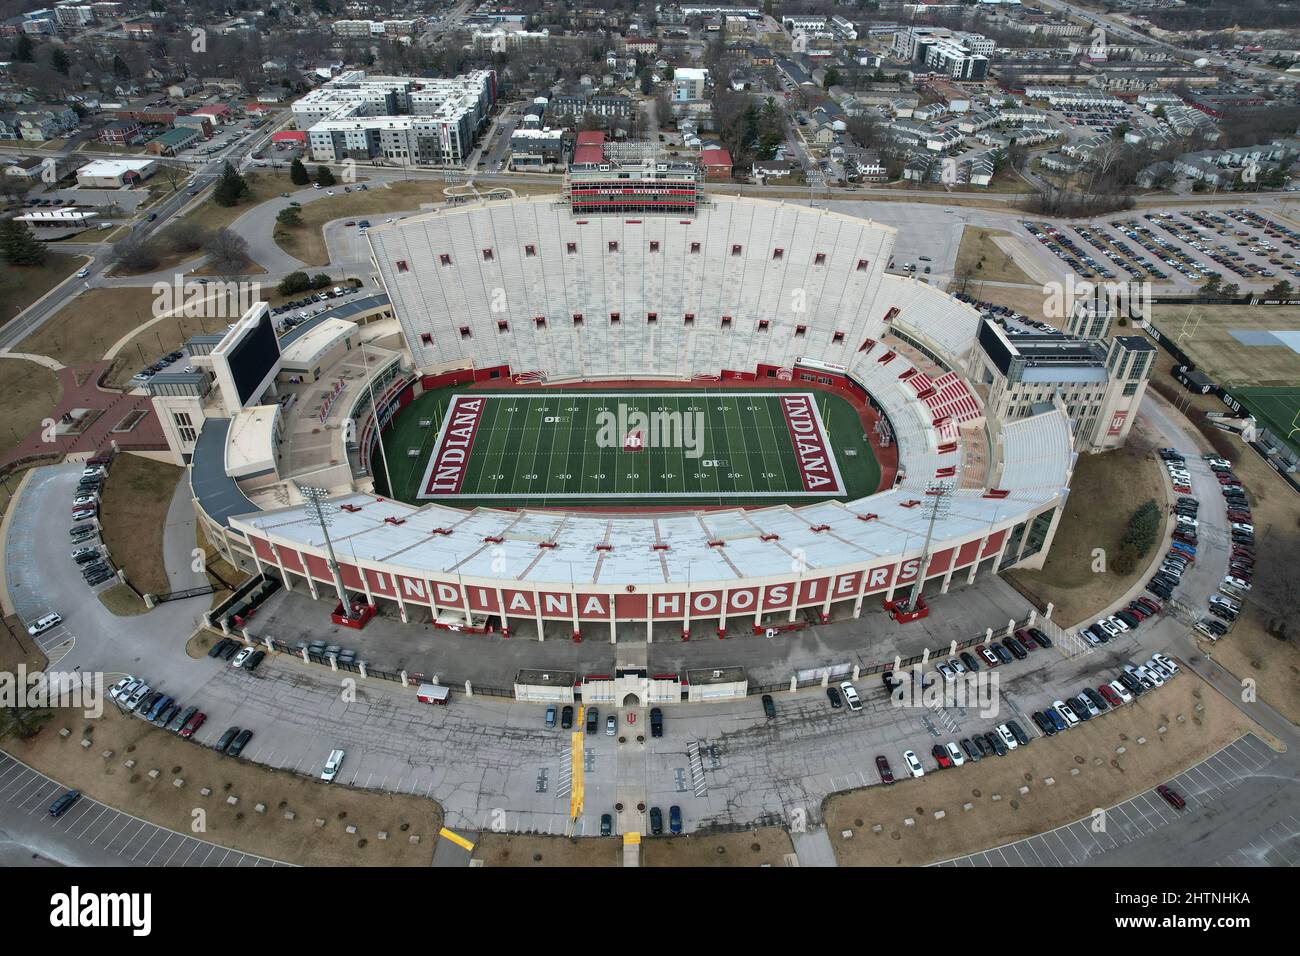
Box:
[1231,386,1300,454]
[1149,304,1300,387]
[376,388,880,508]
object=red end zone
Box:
[420,395,486,496]
[779,394,844,494]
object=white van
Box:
[321,749,345,782]
[27,612,62,637]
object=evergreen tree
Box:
[212,161,250,207]
[0,219,48,266]
[315,165,336,187]
[14,34,34,63]
[277,206,303,227]
[51,47,71,76]
[112,54,131,79]
[289,157,310,185]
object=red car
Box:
[1015,628,1038,649]
[931,744,953,769]
[1156,784,1185,809]
[1099,684,1123,708]
[876,755,894,784]
[1138,597,1162,613]
[179,711,206,738]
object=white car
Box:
[945,741,965,766]
[75,268,89,278]
[996,724,1019,750]
[839,681,862,712]
[1108,615,1130,633]
[947,657,966,675]
[1108,680,1133,704]
[1053,699,1080,727]
[27,612,62,637]
[109,676,137,701]
[321,748,345,782]
[1138,665,1164,687]
[1151,652,1179,675]
[1078,694,1101,717]
[231,647,254,668]
[1096,619,1119,639]
[903,750,925,778]
[936,661,957,682]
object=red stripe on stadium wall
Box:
[982,529,1007,557]
[778,394,842,493]
[423,395,486,496]
[956,539,981,568]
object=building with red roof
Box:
[700,147,733,180]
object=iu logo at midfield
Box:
[623,429,644,452]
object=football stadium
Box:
[183,185,1076,641]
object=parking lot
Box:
[1020,206,1300,289]
[935,733,1291,866]
[0,752,287,867]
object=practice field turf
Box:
[1231,386,1300,455]
[1149,304,1300,388]
[375,387,880,508]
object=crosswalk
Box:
[686,741,708,797]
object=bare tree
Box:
[202,228,251,275]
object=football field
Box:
[377,388,879,507]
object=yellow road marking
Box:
[569,730,584,820]
[438,827,475,852]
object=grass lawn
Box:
[0,251,85,326]
[272,181,446,267]
[178,169,294,234]
[98,582,149,616]
[1147,304,1300,389]
[16,287,162,366]
[1003,434,1167,627]
[97,454,183,596]
[0,613,48,673]
[10,705,441,866]
[954,227,1037,285]
[0,360,62,460]
[824,672,1262,865]
[1234,387,1300,456]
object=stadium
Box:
[185,192,1076,641]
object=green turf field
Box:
[374,387,880,508]
[1232,386,1300,455]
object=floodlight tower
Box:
[906,480,954,610]
[297,483,352,617]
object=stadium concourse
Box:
[180,194,1078,642]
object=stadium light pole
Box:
[360,338,395,496]
[297,483,351,617]
[907,480,953,611]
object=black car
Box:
[1006,719,1030,746]
[649,806,663,835]
[1069,696,1093,721]
[244,650,266,672]
[973,734,994,759]
[48,789,81,818]
[219,640,240,660]
[208,638,233,658]
[959,652,981,672]
[585,707,599,734]
[985,731,1008,756]
[1082,687,1109,712]
[227,729,253,757]
[992,643,1014,664]
[960,738,981,762]
[600,813,612,837]
[649,707,663,738]
[1028,628,1053,649]
[1002,637,1027,660]
[1117,672,1144,696]
[154,702,179,727]
[826,686,843,708]
[761,694,777,719]
[1032,711,1056,736]
[560,705,573,729]
[216,726,241,752]
[881,670,900,694]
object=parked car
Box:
[903,750,925,777]
[840,681,862,711]
[600,813,612,836]
[231,647,254,668]
[945,741,966,766]
[875,755,894,783]
[321,748,346,782]
[669,805,682,834]
[180,711,206,738]
[605,714,617,736]
[545,705,556,728]
[761,694,777,718]
[561,705,573,729]
[649,806,663,835]
[586,707,599,734]
[931,744,953,768]
[826,686,843,709]
[650,707,664,737]
[1156,784,1185,809]
[216,726,241,752]
[227,728,253,757]
[48,789,81,818]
